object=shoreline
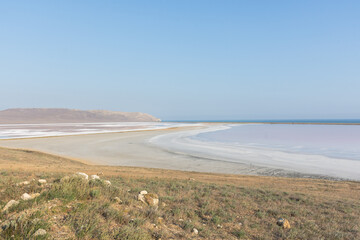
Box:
[0,125,358,181]
[0,145,348,182]
[0,122,201,140]
[149,125,360,181]
[168,121,360,125]
[0,145,358,184]
[0,126,189,141]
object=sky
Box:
[0,1,359,120]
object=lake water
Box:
[192,124,360,161]
[150,123,360,180]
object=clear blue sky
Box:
[1,1,359,120]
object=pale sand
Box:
[0,126,351,180]
[0,126,298,177]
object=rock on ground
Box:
[2,200,19,213]
[140,190,148,195]
[90,175,100,180]
[144,193,159,207]
[33,228,47,236]
[137,191,159,207]
[138,193,146,204]
[104,180,111,186]
[277,218,291,229]
[75,172,88,180]
[17,181,30,186]
[21,193,32,201]
[38,179,47,184]
[137,190,149,204]
[21,193,40,201]
[31,193,41,199]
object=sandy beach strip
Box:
[0,125,303,177]
[0,124,353,181]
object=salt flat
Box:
[0,125,301,177]
[1,124,357,180]
[150,124,360,181]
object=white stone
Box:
[137,190,149,204]
[104,180,111,186]
[33,228,47,236]
[38,179,47,184]
[138,193,146,204]
[192,228,199,235]
[75,172,88,180]
[2,200,19,212]
[19,192,40,201]
[90,175,100,180]
[17,181,30,186]
[21,193,32,200]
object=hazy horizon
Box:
[2,107,360,122]
[1,1,359,120]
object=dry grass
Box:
[0,147,359,239]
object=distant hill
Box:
[0,108,161,123]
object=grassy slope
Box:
[0,147,359,239]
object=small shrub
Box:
[90,189,100,198]
[211,215,221,225]
[232,230,246,238]
[181,220,194,231]
[46,177,90,201]
[115,225,152,240]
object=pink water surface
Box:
[192,124,360,160]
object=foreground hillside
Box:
[0,108,160,123]
[0,147,359,239]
